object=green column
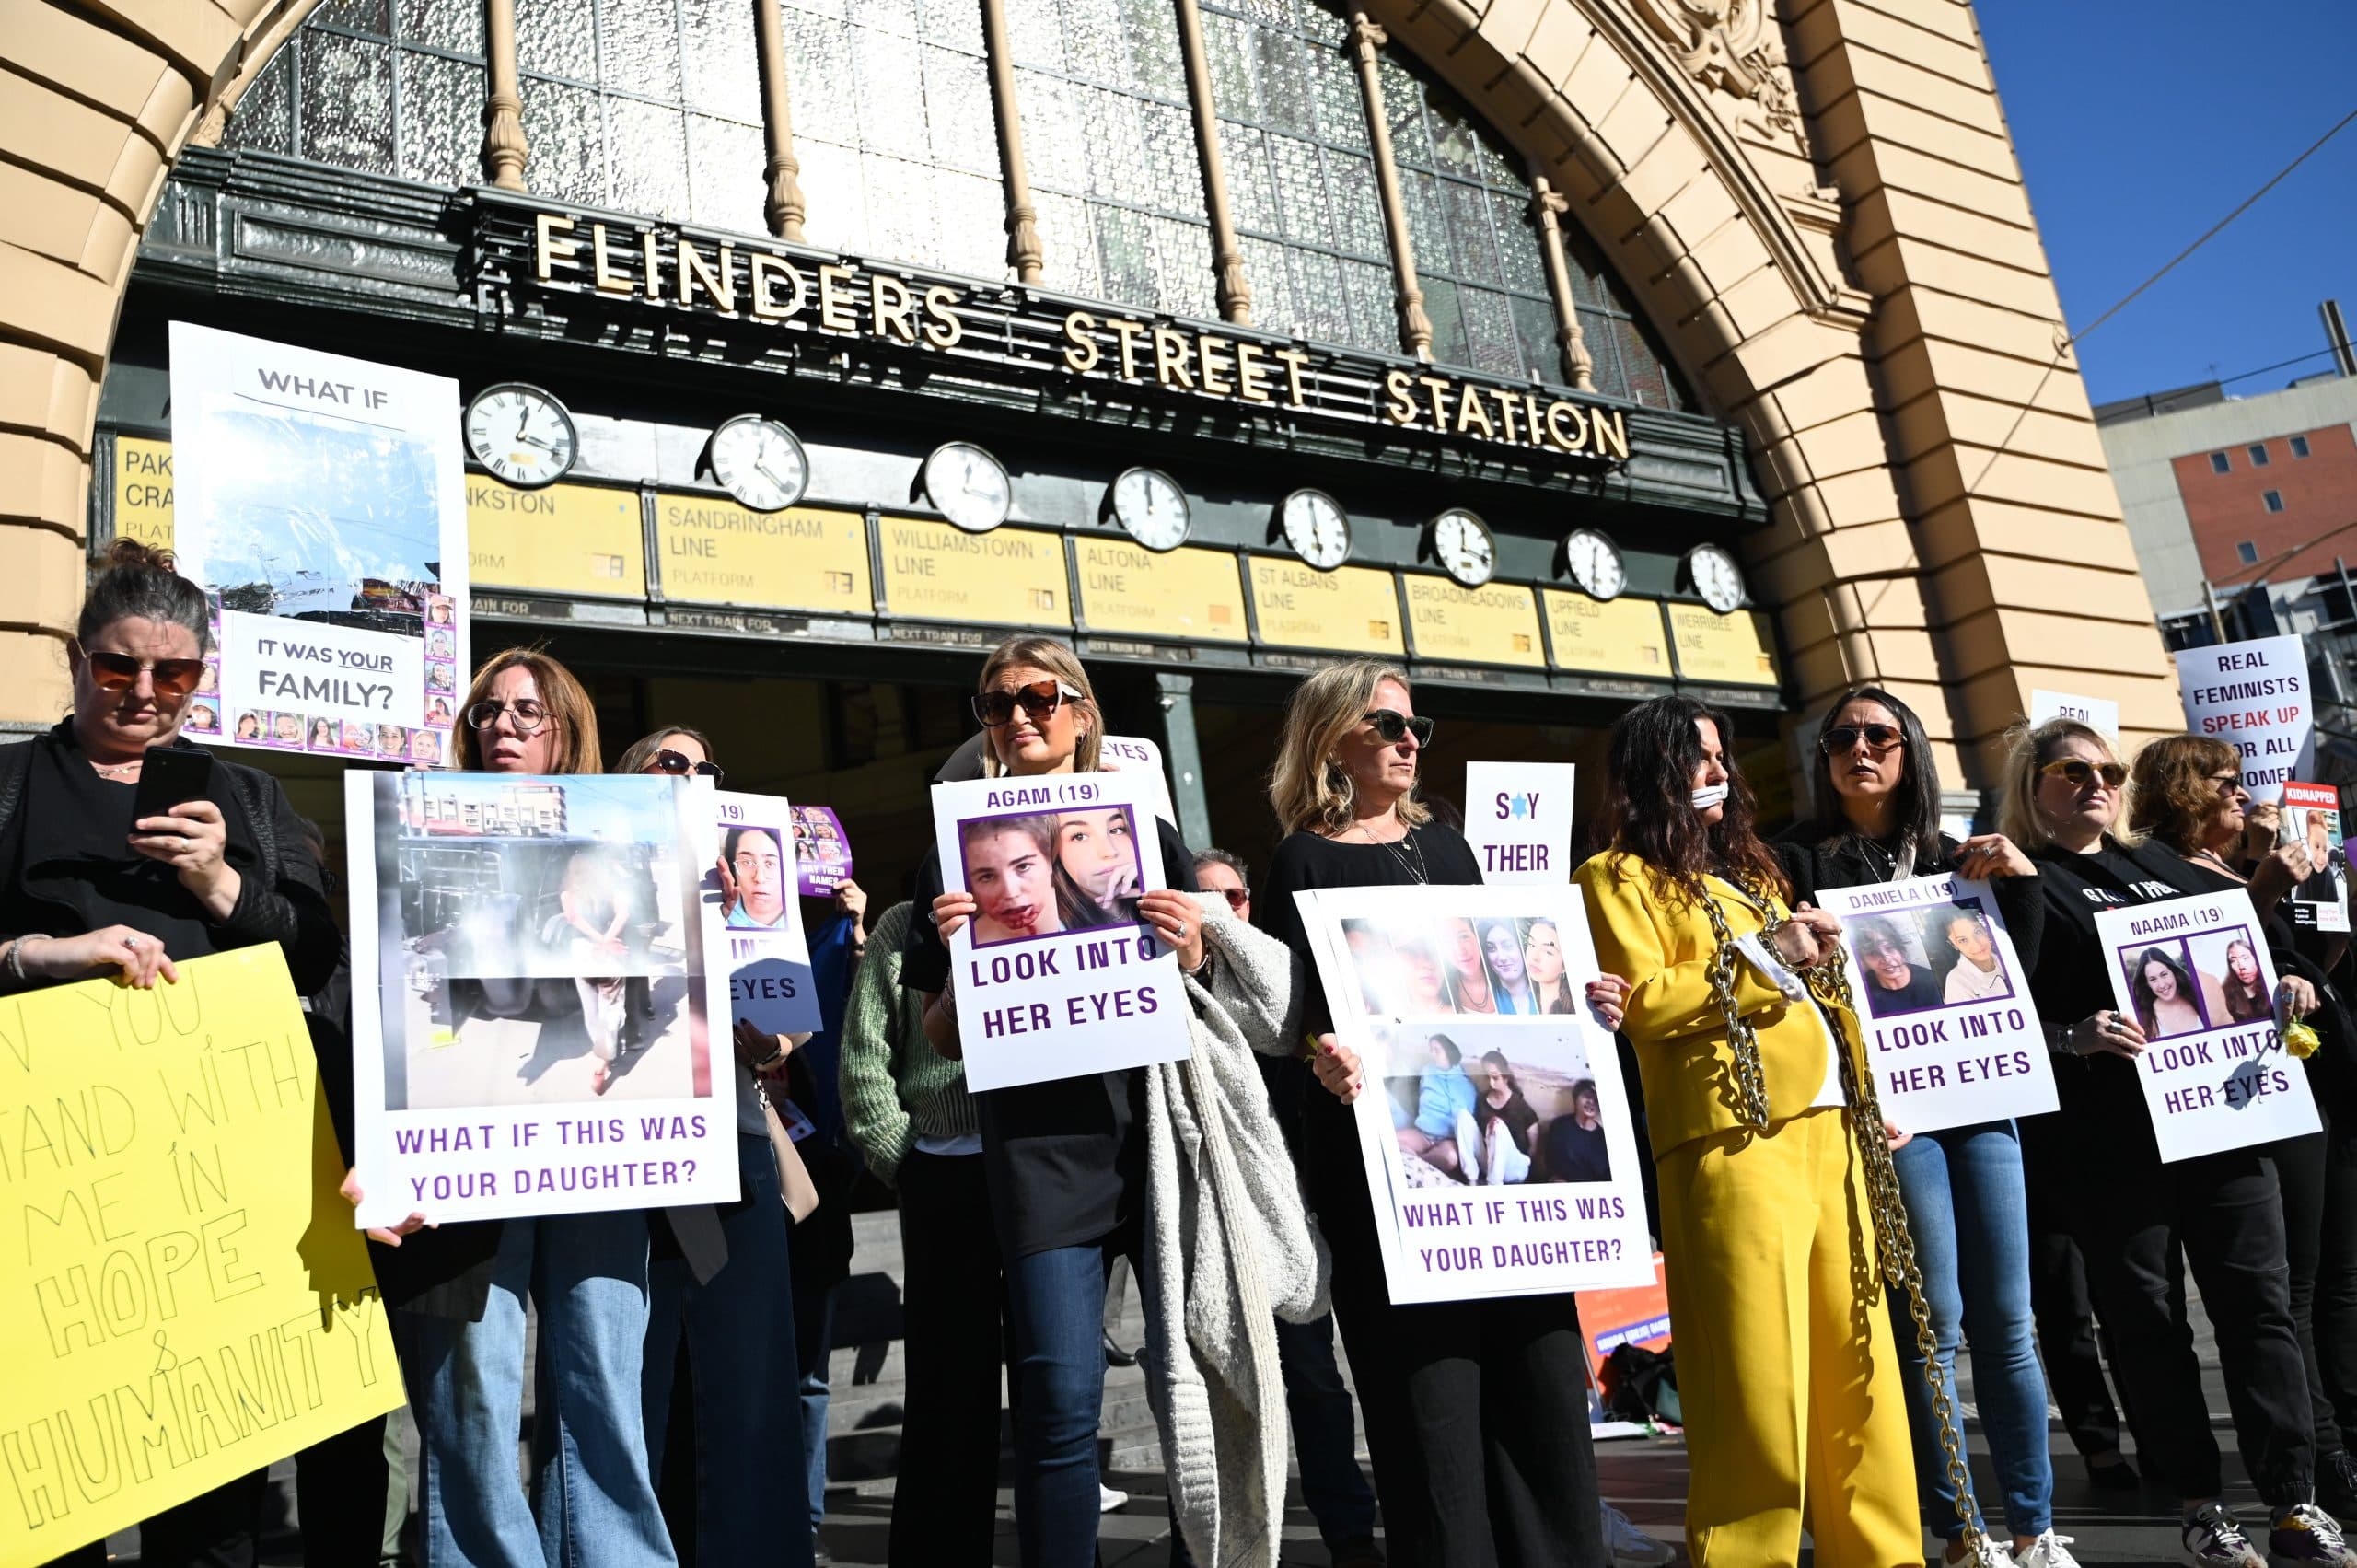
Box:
[1155,670,1214,851]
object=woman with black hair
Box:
[2126,945,2213,1039]
[1573,693,1922,1565]
[1775,687,2073,1563]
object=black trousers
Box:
[295,1413,396,1566]
[891,1149,1014,1568]
[2019,1109,2130,1459]
[2275,1119,2357,1453]
[2074,1142,2316,1506]
[40,1472,269,1568]
[1304,1094,1605,1568]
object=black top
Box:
[1539,1116,1612,1183]
[1859,964,1944,1018]
[1476,1090,1538,1154]
[1255,822,1488,1033]
[901,816,1199,1260]
[1775,821,2046,961]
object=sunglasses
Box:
[971,679,1079,728]
[2205,772,2247,796]
[2040,757,2127,790]
[84,650,206,699]
[1214,885,1250,912]
[644,749,725,784]
[1819,723,1902,756]
[466,699,551,734]
[1363,709,1434,747]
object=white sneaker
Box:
[1946,1535,2014,1567]
[1600,1501,1676,1567]
[2013,1532,2080,1568]
[1098,1483,1128,1514]
[2182,1503,2265,1567]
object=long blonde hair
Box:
[976,635,1101,775]
[1996,717,2138,851]
[1270,659,1433,836]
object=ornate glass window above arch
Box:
[222,0,487,190]
[1008,0,1214,319]
[512,0,766,234]
[1377,50,1692,409]
[1201,0,1395,354]
[773,0,1005,280]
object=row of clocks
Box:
[459,382,1748,609]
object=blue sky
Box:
[1976,1,2355,406]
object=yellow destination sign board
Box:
[1402,576,1545,668]
[1074,539,1248,643]
[112,436,175,551]
[1542,591,1674,679]
[1666,603,1780,686]
[879,517,1070,627]
[1246,560,1403,655]
[469,479,644,598]
[654,494,871,613]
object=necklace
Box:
[90,759,141,780]
[1855,830,1915,884]
[1353,819,1428,883]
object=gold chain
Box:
[1700,879,1987,1554]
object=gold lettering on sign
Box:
[922,285,963,349]
[871,275,915,343]
[679,239,735,313]
[534,214,576,282]
[1237,342,1271,403]
[1153,328,1195,390]
[1062,312,1101,373]
[818,264,856,332]
[592,223,633,295]
[1199,335,1235,397]
[749,252,804,319]
[1109,319,1147,381]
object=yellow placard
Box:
[1073,540,1247,643]
[469,479,645,598]
[1543,591,1673,679]
[1667,603,1780,686]
[878,517,1069,627]
[654,494,872,613]
[1246,560,1403,654]
[1402,576,1544,668]
[112,436,175,552]
[0,947,404,1566]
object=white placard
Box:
[1463,761,1576,885]
[2176,635,2314,804]
[1098,734,1178,827]
[1297,884,1651,1304]
[712,792,822,1035]
[931,769,1191,1092]
[346,771,738,1225]
[2096,889,2321,1161]
[2029,689,2119,740]
[1818,874,2056,1133]
[169,321,470,767]
[2282,782,2350,935]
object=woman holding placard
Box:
[2003,717,2350,1567]
[1774,686,2072,1566]
[2127,734,2357,1525]
[1260,659,1650,1568]
[1576,693,1920,1566]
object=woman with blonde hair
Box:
[2009,717,2350,1565]
[1258,658,1650,1568]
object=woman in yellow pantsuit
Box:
[1573,696,1922,1566]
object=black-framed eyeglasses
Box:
[1819,723,1902,756]
[1363,709,1434,747]
[644,748,725,784]
[2040,757,2127,789]
[466,699,551,734]
[972,679,1079,728]
[1215,886,1250,912]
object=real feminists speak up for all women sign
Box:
[0,949,403,1567]
[2176,635,2313,804]
[1817,874,2056,1134]
[168,322,470,770]
[2096,889,2320,1162]
[1296,884,1651,1305]
[344,772,738,1227]
[929,770,1191,1093]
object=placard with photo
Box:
[928,769,1190,1092]
[714,792,821,1035]
[2095,889,2321,1162]
[345,771,737,1226]
[1296,884,1651,1305]
[788,803,854,897]
[2282,781,2349,935]
[1817,873,2056,1133]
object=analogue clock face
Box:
[466,383,577,489]
[924,442,1011,534]
[1687,543,1747,613]
[1562,528,1625,601]
[710,416,808,513]
[1431,508,1494,587]
[1110,467,1190,552]
[1281,489,1351,570]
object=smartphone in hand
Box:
[130,746,215,828]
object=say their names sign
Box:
[1464,762,1575,884]
[2176,635,2313,804]
[2096,889,2320,1162]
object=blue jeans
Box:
[395,1212,674,1568]
[795,1276,835,1534]
[1273,1312,1379,1549]
[1893,1121,2055,1541]
[643,1135,812,1567]
[1006,1241,1117,1568]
